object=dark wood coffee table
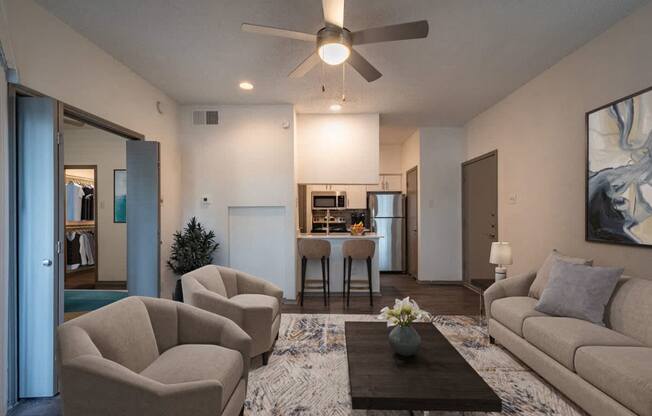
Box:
[345,322,501,413]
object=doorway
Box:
[406,166,418,278]
[10,84,161,401]
[462,150,498,284]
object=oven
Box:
[311,191,347,210]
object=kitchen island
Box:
[297,233,383,296]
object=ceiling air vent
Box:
[192,110,219,125]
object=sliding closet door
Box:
[17,96,60,397]
[126,140,160,297]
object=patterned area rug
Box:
[246,314,586,415]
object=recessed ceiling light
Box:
[239,81,254,90]
[330,103,342,112]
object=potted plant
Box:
[167,217,219,301]
[378,297,432,357]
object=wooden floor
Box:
[282,273,481,316]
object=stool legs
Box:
[320,257,328,306]
[347,256,353,307]
[342,259,347,300]
[300,256,307,306]
[326,257,330,301]
[366,257,373,306]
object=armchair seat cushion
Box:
[575,346,652,416]
[230,294,280,318]
[491,296,547,336]
[140,344,243,409]
[522,317,642,371]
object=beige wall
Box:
[5,0,183,297]
[64,126,127,282]
[379,144,402,174]
[180,104,297,298]
[296,113,380,184]
[465,2,652,278]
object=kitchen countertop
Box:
[297,233,383,239]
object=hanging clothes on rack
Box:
[66,229,96,269]
[66,181,85,221]
[66,231,81,270]
[79,231,95,266]
[81,185,95,220]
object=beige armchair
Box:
[182,265,283,365]
[57,296,251,416]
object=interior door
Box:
[17,96,61,397]
[126,140,160,297]
[406,167,418,278]
[462,151,498,282]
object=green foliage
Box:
[167,217,219,275]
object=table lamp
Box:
[489,242,512,281]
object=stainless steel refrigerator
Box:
[368,192,405,272]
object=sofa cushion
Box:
[522,317,642,371]
[575,346,652,416]
[606,277,652,347]
[141,344,243,409]
[491,297,547,336]
[529,250,592,299]
[535,259,623,325]
[230,294,280,317]
[185,266,228,297]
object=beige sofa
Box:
[485,272,652,416]
[182,265,283,365]
[57,296,251,416]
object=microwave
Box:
[312,191,347,210]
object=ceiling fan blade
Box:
[289,52,321,78]
[322,0,344,27]
[241,23,316,42]
[348,49,382,82]
[351,20,429,45]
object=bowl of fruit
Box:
[350,222,365,236]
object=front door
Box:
[462,151,498,283]
[406,167,418,278]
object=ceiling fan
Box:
[241,0,429,82]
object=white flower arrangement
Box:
[377,297,432,327]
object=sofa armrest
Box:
[235,270,284,303]
[175,301,252,378]
[484,271,537,320]
[61,355,223,416]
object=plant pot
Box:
[388,325,421,357]
[173,279,184,302]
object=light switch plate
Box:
[508,193,517,205]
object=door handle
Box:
[42,259,53,267]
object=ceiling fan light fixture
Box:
[317,27,352,65]
[239,81,254,90]
[318,42,350,65]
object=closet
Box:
[65,166,97,288]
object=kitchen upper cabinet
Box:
[366,174,402,192]
[346,185,367,209]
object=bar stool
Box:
[298,239,331,306]
[342,239,375,307]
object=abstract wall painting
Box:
[114,169,127,223]
[587,87,652,247]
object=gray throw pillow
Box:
[534,258,623,325]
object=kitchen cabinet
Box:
[366,174,402,192]
[346,185,367,209]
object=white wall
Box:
[296,113,379,184]
[64,127,127,282]
[5,0,183,298]
[379,144,402,174]
[465,2,652,278]
[180,105,297,299]
[419,128,466,281]
[400,130,420,193]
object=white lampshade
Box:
[490,242,513,265]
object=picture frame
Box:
[114,169,127,223]
[586,85,652,248]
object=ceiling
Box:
[36,0,648,144]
